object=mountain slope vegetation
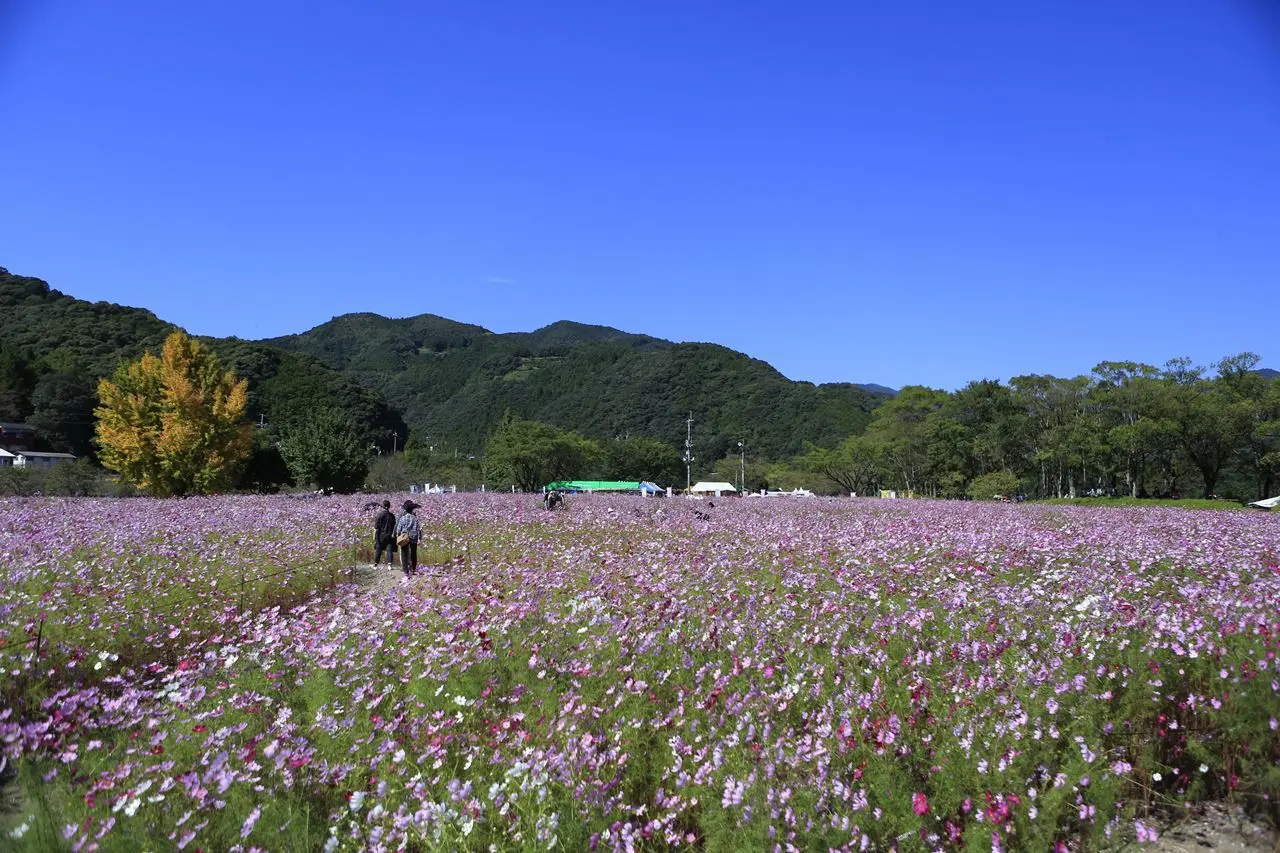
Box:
[0,268,405,454]
[264,315,888,458]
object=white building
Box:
[14,451,77,469]
[0,448,16,467]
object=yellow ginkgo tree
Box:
[95,331,253,496]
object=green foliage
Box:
[757,459,825,492]
[265,314,887,459]
[966,470,1021,500]
[0,460,128,496]
[599,436,684,484]
[0,268,403,462]
[238,429,293,493]
[210,338,406,452]
[798,434,882,495]
[483,413,599,491]
[0,341,37,420]
[0,268,176,380]
[26,370,98,457]
[276,408,371,492]
[364,452,423,492]
[837,356,1280,502]
[6,265,1280,504]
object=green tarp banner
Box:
[545,480,642,492]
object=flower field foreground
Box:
[2,495,1279,851]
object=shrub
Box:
[966,469,1020,501]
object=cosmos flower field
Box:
[2,495,1278,852]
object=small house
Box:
[14,451,77,469]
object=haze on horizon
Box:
[1,0,1277,390]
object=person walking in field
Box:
[372,500,397,568]
[394,500,422,577]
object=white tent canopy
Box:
[1248,495,1280,509]
[689,481,737,496]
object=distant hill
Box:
[0,264,891,461]
[264,315,891,459]
[0,268,405,450]
[1257,368,1279,380]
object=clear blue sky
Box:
[2,1,1278,389]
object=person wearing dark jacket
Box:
[373,500,397,567]
[394,500,422,577]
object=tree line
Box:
[797,355,1279,501]
[7,322,1279,503]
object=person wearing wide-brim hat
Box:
[394,500,422,577]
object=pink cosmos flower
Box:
[913,792,929,816]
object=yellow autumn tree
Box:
[95,331,253,496]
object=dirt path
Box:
[347,561,459,597]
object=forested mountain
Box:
[0,265,888,465]
[263,315,888,459]
[0,268,405,458]
[11,263,1269,502]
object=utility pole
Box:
[683,412,694,490]
[738,439,745,494]
[392,430,398,454]
[256,413,267,429]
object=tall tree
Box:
[1162,357,1253,498]
[1010,375,1101,498]
[798,435,882,495]
[1091,362,1163,497]
[484,412,598,492]
[276,408,371,492]
[864,386,949,494]
[95,331,252,496]
[600,437,684,484]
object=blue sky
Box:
[2,1,1278,389]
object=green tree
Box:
[238,429,293,493]
[484,413,598,491]
[277,408,371,492]
[95,331,253,496]
[967,470,1021,501]
[1010,375,1103,498]
[1091,362,1163,497]
[798,435,882,495]
[1214,353,1280,500]
[600,437,684,485]
[1162,357,1253,498]
[27,371,98,457]
[864,386,949,494]
[365,452,423,493]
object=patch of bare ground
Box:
[347,558,464,596]
[1126,803,1277,853]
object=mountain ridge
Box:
[0,266,891,461]
[260,310,892,459]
